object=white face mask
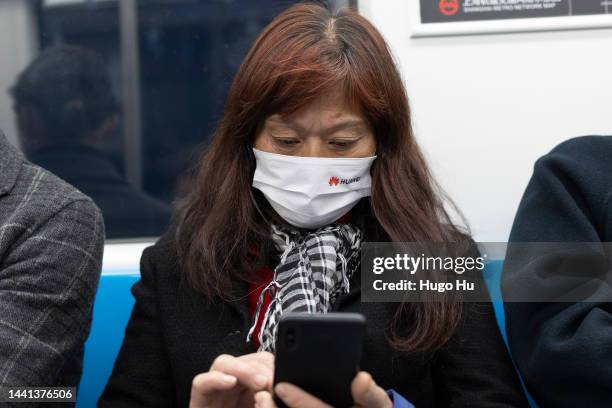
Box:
[252,148,376,229]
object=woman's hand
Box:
[190,352,274,408]
[254,371,392,408]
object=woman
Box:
[100,3,528,407]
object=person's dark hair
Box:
[10,46,117,149]
[175,2,468,353]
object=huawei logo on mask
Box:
[328,176,360,186]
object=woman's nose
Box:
[298,139,329,157]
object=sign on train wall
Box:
[421,0,611,23]
[414,0,612,36]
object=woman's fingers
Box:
[254,390,277,408]
[274,382,333,408]
[190,371,237,407]
[351,372,392,408]
[189,353,275,407]
[242,351,275,371]
[210,353,273,391]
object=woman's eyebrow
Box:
[273,116,366,136]
[321,120,366,136]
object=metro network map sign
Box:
[421,0,612,24]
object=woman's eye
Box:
[273,138,299,146]
[330,140,355,149]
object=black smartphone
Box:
[273,312,366,408]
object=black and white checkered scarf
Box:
[246,223,362,352]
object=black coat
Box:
[503,135,612,407]
[28,144,171,239]
[100,228,528,407]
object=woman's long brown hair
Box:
[175,2,467,353]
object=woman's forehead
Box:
[269,91,365,127]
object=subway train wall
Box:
[360,0,612,241]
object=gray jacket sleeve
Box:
[0,197,104,389]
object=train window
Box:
[1,0,353,240]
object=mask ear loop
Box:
[249,151,285,229]
[250,187,268,222]
[248,142,270,224]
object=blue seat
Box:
[77,261,538,407]
[77,272,140,407]
[482,260,538,408]
[481,260,507,341]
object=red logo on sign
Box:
[439,0,459,16]
[328,176,340,186]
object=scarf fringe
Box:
[247,223,362,352]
